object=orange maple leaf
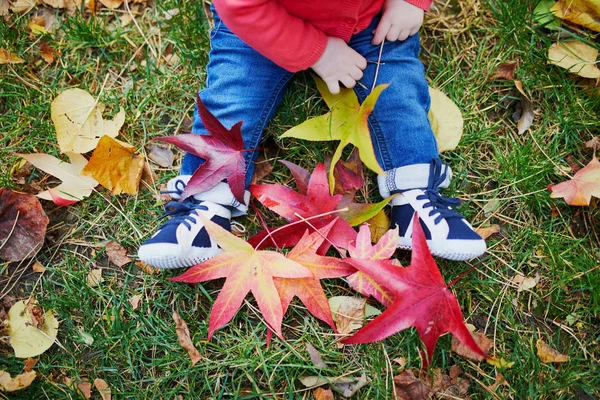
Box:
[170,215,313,340]
[82,136,145,195]
[550,156,600,206]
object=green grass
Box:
[1,0,600,398]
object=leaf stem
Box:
[447,255,488,288]
[292,212,347,258]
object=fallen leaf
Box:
[548,41,600,79]
[7,300,59,358]
[74,379,92,398]
[585,136,600,151]
[0,48,25,64]
[451,331,493,361]
[128,294,141,310]
[299,374,369,398]
[147,144,173,168]
[23,358,39,372]
[0,0,8,15]
[32,262,46,273]
[10,0,37,13]
[313,387,334,400]
[551,0,600,32]
[428,87,463,152]
[536,338,570,363]
[172,311,202,365]
[136,260,158,275]
[488,373,508,391]
[550,155,600,205]
[281,77,386,193]
[306,342,327,368]
[0,188,49,261]
[342,215,488,369]
[475,224,500,240]
[154,95,246,202]
[365,209,389,243]
[28,14,48,34]
[170,216,312,340]
[393,370,431,400]
[511,274,538,292]
[328,296,367,335]
[98,0,122,9]
[39,43,58,64]
[87,269,104,287]
[0,370,36,392]
[249,158,274,185]
[82,136,145,195]
[105,241,132,267]
[51,88,126,154]
[18,152,98,206]
[93,378,111,400]
[517,95,534,135]
[491,61,518,80]
[534,0,561,30]
[430,366,470,398]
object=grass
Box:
[1,0,599,398]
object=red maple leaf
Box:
[549,155,600,206]
[170,214,313,340]
[154,95,246,202]
[342,215,488,369]
[249,163,357,251]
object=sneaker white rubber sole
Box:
[138,242,222,269]
[398,236,486,261]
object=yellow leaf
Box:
[0,370,36,392]
[486,357,515,369]
[81,136,144,195]
[428,87,464,152]
[548,41,600,79]
[6,301,59,358]
[281,78,386,193]
[536,338,570,363]
[551,0,600,32]
[98,0,122,9]
[0,48,25,64]
[366,209,389,243]
[87,268,104,287]
[51,88,126,154]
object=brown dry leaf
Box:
[451,331,493,362]
[517,95,534,135]
[173,311,201,365]
[136,260,158,275]
[306,342,327,368]
[250,159,274,185]
[23,358,39,372]
[94,378,111,400]
[0,370,36,392]
[148,144,174,168]
[128,294,142,310]
[512,274,538,292]
[550,155,600,205]
[536,338,570,363]
[393,370,431,400]
[105,241,132,267]
[0,188,49,262]
[491,61,518,80]
[488,373,508,391]
[0,0,9,15]
[366,210,389,243]
[87,268,104,287]
[40,42,58,64]
[548,41,600,79]
[314,387,335,400]
[0,48,25,64]
[82,136,145,195]
[551,0,600,32]
[75,379,92,398]
[32,262,46,273]
[431,366,470,398]
[585,136,600,151]
[98,0,122,8]
[10,0,37,13]
[475,224,500,240]
[329,296,367,336]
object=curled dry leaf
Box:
[0,0,8,15]
[550,155,600,206]
[105,241,132,267]
[32,262,46,273]
[128,294,142,310]
[51,88,126,154]
[0,188,49,261]
[40,43,58,64]
[475,224,500,240]
[585,136,600,151]
[551,0,600,32]
[7,300,59,358]
[536,338,570,363]
[98,0,123,9]
[428,87,463,152]
[0,370,37,392]
[328,296,367,336]
[299,374,369,398]
[18,152,98,206]
[306,342,327,368]
[511,274,538,292]
[93,378,111,400]
[313,387,334,400]
[10,0,37,13]
[87,269,104,287]
[548,41,600,79]
[393,370,431,400]
[491,61,518,80]
[173,311,202,365]
[0,48,25,64]
[82,136,145,195]
[147,144,174,168]
[23,357,39,372]
[366,209,389,244]
[451,331,493,362]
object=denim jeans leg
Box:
[348,15,439,172]
[180,10,294,188]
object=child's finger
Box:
[372,20,391,45]
[398,30,410,41]
[355,55,367,70]
[386,25,401,42]
[326,79,341,95]
[340,75,357,89]
[350,67,363,81]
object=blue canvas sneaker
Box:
[138,176,249,269]
[379,159,486,261]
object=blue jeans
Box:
[181,9,439,189]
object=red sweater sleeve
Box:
[212,0,328,73]
[404,0,433,11]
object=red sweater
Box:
[212,0,433,73]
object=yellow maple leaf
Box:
[551,0,600,32]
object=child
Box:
[138,0,486,269]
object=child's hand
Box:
[311,37,367,95]
[372,0,424,45]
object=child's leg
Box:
[139,9,294,269]
[348,16,485,260]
